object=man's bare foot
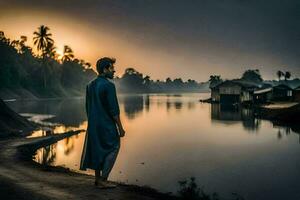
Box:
[95,180,117,189]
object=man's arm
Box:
[106,83,125,137]
[113,115,125,137]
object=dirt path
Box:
[0,132,175,200]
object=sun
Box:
[56,48,63,60]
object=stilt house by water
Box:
[211,80,260,104]
[293,85,300,102]
[254,84,294,103]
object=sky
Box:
[0,0,299,82]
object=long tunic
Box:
[80,76,120,170]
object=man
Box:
[80,57,125,188]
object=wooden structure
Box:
[293,85,300,102]
[272,84,293,101]
[211,80,259,104]
[254,84,294,103]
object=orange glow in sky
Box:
[1,6,299,81]
[0,10,210,81]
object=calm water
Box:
[7,93,300,200]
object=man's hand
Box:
[119,128,125,137]
[113,115,125,137]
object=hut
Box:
[272,84,293,101]
[211,80,259,104]
[293,85,300,102]
[254,84,294,103]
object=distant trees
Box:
[44,42,57,59]
[61,45,74,62]
[114,67,205,93]
[284,71,291,81]
[0,31,10,44]
[0,32,25,88]
[209,75,222,89]
[9,26,290,96]
[241,69,263,83]
[277,70,284,81]
[10,35,27,54]
[277,70,291,81]
[1,27,205,96]
[118,68,145,92]
[143,75,151,87]
[0,27,96,97]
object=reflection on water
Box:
[36,144,57,165]
[120,95,144,120]
[35,133,82,168]
[7,93,300,200]
[211,104,261,132]
[20,113,58,126]
[45,98,86,127]
[28,121,87,138]
[7,98,86,127]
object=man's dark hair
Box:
[96,57,116,74]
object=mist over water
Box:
[7,93,300,200]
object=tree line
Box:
[0,26,209,97]
[208,69,296,89]
[1,25,296,97]
[0,26,95,97]
[115,67,206,93]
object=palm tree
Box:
[61,45,74,62]
[33,25,54,58]
[277,70,284,81]
[284,71,291,81]
[10,40,20,49]
[33,25,55,89]
[45,42,58,59]
[19,36,27,54]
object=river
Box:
[6,93,300,200]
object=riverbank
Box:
[0,99,176,200]
[0,99,37,138]
[0,132,177,200]
[0,87,84,101]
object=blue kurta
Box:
[80,76,120,170]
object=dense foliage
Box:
[0,29,96,97]
[241,69,263,83]
[0,27,208,97]
[115,67,207,93]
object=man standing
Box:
[80,57,125,188]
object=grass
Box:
[177,177,245,200]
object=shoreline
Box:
[1,97,299,199]
[1,89,210,102]
[0,131,177,200]
[0,98,177,200]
